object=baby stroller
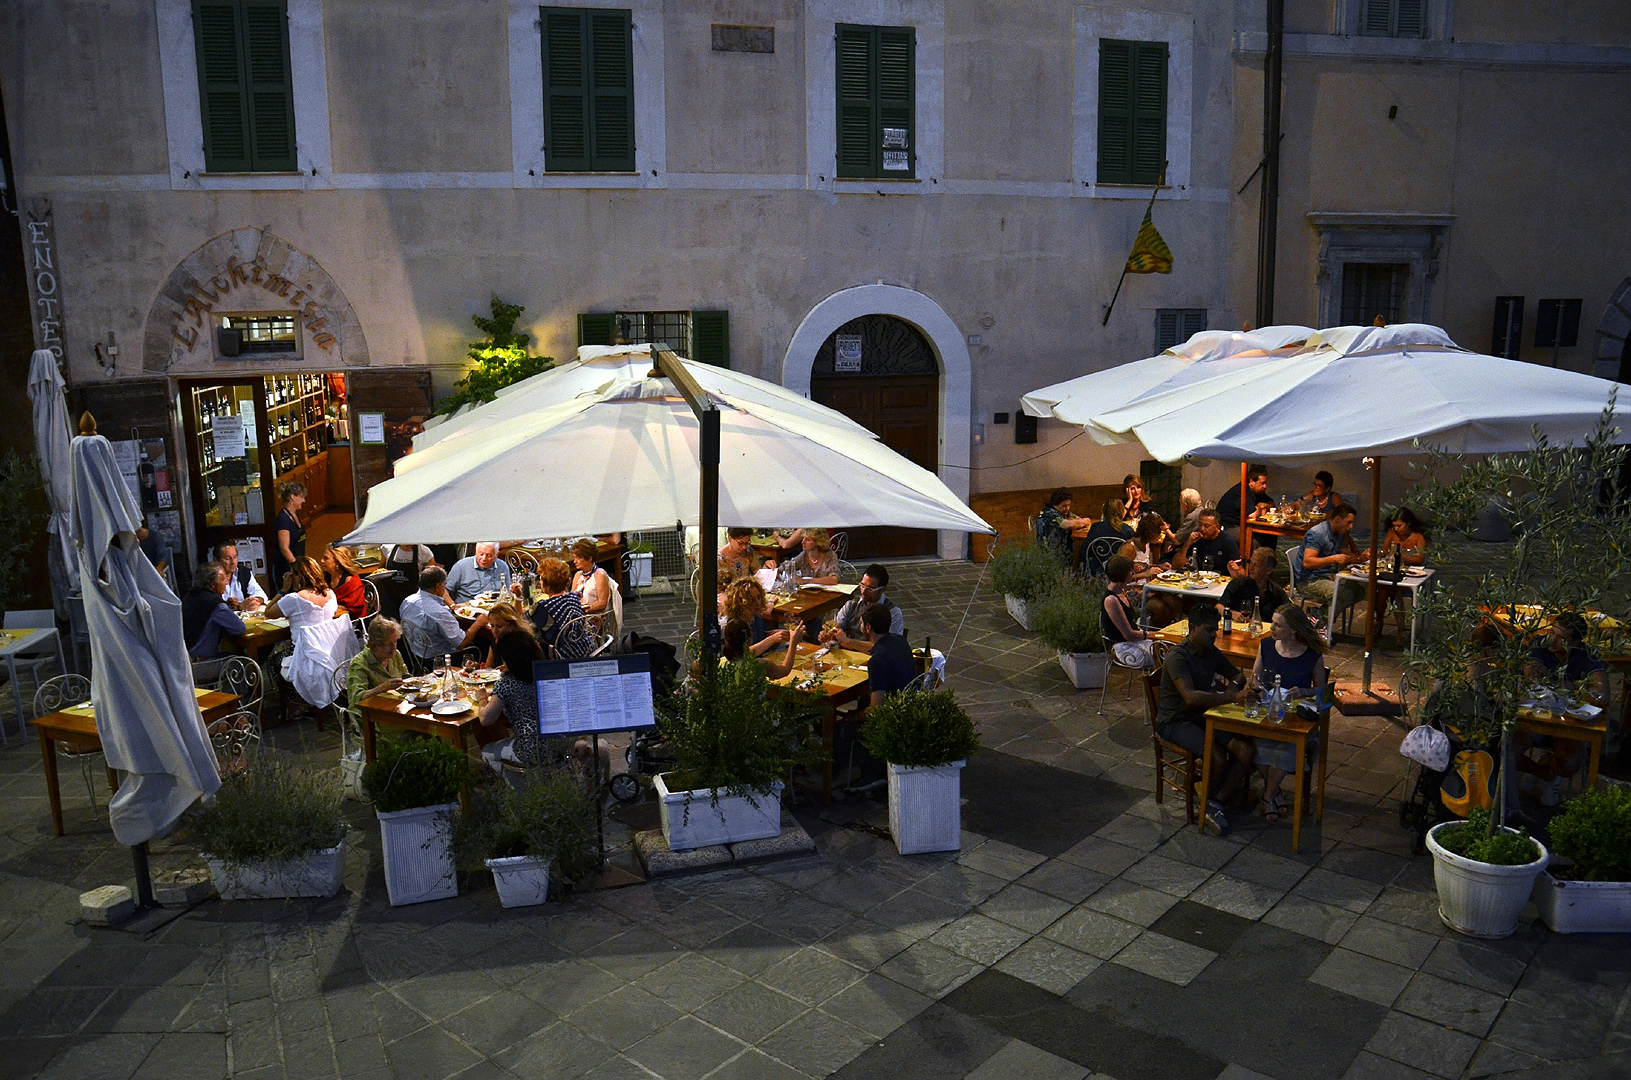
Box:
[607,632,681,803]
[1397,676,1500,854]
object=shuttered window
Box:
[193,0,296,173]
[542,7,635,172]
[835,24,915,179]
[1097,39,1167,186]
[1360,0,1427,38]
[577,310,731,368]
[1155,309,1208,352]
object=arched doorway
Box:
[811,316,940,558]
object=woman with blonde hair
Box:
[1252,604,1328,823]
[482,600,536,667]
[723,577,791,658]
[785,527,838,586]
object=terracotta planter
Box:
[205,841,345,900]
[1427,821,1548,938]
[655,773,783,851]
[377,803,458,906]
[887,761,965,855]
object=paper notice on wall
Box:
[111,439,141,503]
[214,414,246,459]
[883,151,909,171]
[358,412,386,445]
[835,334,863,372]
[238,400,259,448]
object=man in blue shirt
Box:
[445,543,512,603]
[822,565,904,653]
[183,561,247,663]
[400,566,488,661]
[1298,504,1367,618]
[864,604,917,705]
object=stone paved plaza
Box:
[1,560,1627,1080]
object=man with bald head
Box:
[446,542,513,602]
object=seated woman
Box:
[530,557,596,659]
[773,528,806,564]
[784,528,839,586]
[722,577,791,658]
[346,616,407,707]
[477,629,573,776]
[265,556,360,708]
[1252,604,1328,824]
[1102,556,1157,667]
[1376,506,1428,638]
[1078,499,1135,573]
[323,544,369,621]
[1130,513,1176,578]
[721,617,803,680]
[570,538,621,632]
[1514,612,1606,806]
[1122,474,1148,521]
[482,600,536,667]
[1302,470,1344,517]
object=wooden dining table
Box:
[32,688,240,836]
[1242,511,1320,558]
[1153,618,1273,670]
[354,687,485,764]
[768,641,872,803]
[764,586,853,629]
[1202,701,1327,853]
[237,615,292,663]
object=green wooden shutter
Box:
[835,25,875,177]
[1097,40,1132,184]
[543,9,590,171]
[1394,0,1426,37]
[690,311,730,368]
[578,313,615,347]
[195,1,251,172]
[588,10,634,171]
[1130,42,1167,185]
[243,0,295,171]
[876,28,914,178]
[1180,309,1208,342]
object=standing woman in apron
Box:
[272,481,307,591]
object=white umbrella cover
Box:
[28,349,79,611]
[71,432,219,845]
[347,375,992,544]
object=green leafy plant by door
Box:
[434,295,555,416]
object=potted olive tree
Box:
[1533,784,1631,933]
[653,653,821,851]
[861,689,980,854]
[193,758,348,899]
[989,537,1063,631]
[1407,409,1631,937]
[362,737,468,905]
[451,769,601,907]
[1033,575,1108,689]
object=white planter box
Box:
[627,552,654,587]
[487,854,552,908]
[1005,594,1035,630]
[377,803,458,906]
[1058,651,1109,690]
[1533,871,1631,933]
[205,840,345,900]
[655,773,783,851]
[888,761,965,855]
[1427,821,1548,939]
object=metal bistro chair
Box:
[215,655,265,745]
[1141,643,1199,825]
[556,613,614,659]
[1100,636,1156,716]
[34,674,109,807]
[206,709,258,776]
[360,577,382,632]
[5,608,62,722]
[1083,535,1123,579]
[837,560,862,586]
[830,532,849,562]
[505,548,540,576]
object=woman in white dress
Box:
[265,556,360,708]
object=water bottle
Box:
[1248,597,1262,635]
[441,655,454,701]
[1268,674,1286,725]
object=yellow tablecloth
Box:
[62,686,214,718]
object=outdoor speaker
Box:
[1015,413,1037,444]
[217,327,242,357]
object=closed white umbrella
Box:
[346,374,991,544]
[70,428,218,846]
[27,349,79,612]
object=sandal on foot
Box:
[1258,796,1284,824]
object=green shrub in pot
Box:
[989,538,1064,604]
[862,689,980,769]
[362,736,469,812]
[1433,807,1543,866]
[451,769,600,887]
[1547,785,1631,882]
[1032,576,1106,655]
[192,757,346,870]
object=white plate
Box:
[431,700,471,716]
[462,669,501,683]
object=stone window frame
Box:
[1308,212,1454,328]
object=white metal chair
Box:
[33,674,104,805]
[360,577,382,630]
[215,655,265,744]
[1100,639,1157,715]
[504,548,540,576]
[206,709,259,775]
[552,613,607,660]
[830,532,850,562]
[837,560,862,585]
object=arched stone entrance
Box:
[1595,277,1631,382]
[783,285,972,562]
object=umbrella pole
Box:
[1239,462,1249,554]
[131,842,157,910]
[652,345,721,653]
[1363,457,1382,693]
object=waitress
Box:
[272,481,307,590]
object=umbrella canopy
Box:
[1019,325,1316,444]
[415,343,875,455]
[27,349,79,611]
[345,374,992,544]
[71,432,218,845]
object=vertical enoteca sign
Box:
[23,199,66,365]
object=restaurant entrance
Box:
[179,371,351,585]
[810,315,940,559]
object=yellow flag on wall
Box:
[1123,207,1173,274]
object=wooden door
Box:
[810,374,939,559]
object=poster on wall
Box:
[835,334,863,373]
[214,414,245,458]
[358,412,385,445]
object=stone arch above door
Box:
[1594,277,1631,380]
[783,284,972,561]
[142,228,368,372]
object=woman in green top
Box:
[347,616,407,707]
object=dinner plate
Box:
[462,669,501,684]
[405,694,438,707]
[431,700,471,716]
[799,583,827,591]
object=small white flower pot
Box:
[1533,871,1631,934]
[377,803,458,906]
[888,761,965,855]
[627,552,654,587]
[1426,821,1548,938]
[1005,594,1035,630]
[654,773,783,851]
[205,841,346,900]
[487,855,552,908]
[1058,650,1109,690]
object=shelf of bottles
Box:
[266,373,330,477]
[191,384,263,529]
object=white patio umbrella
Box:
[71,428,219,846]
[27,349,79,612]
[415,343,874,454]
[345,374,991,544]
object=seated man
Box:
[1217,464,1273,531]
[1176,508,1243,575]
[213,541,267,612]
[1155,605,1254,835]
[400,565,489,661]
[1171,488,1204,550]
[1035,488,1091,563]
[445,542,512,603]
[1298,504,1367,617]
[182,561,247,680]
[1514,612,1606,806]
[821,564,904,654]
[1220,548,1288,623]
[864,604,917,704]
